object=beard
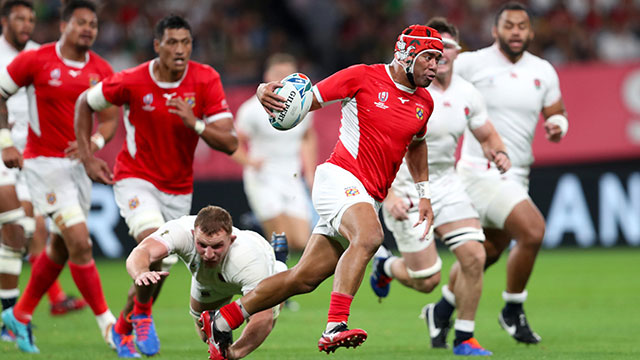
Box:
[498,36,531,59]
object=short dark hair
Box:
[494,1,532,25]
[194,206,233,236]
[154,14,192,40]
[426,17,458,42]
[265,53,297,71]
[1,0,34,18]
[60,0,97,22]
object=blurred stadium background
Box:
[23,0,636,257]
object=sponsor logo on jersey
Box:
[398,97,409,104]
[89,74,100,87]
[534,78,541,90]
[416,107,424,121]
[142,93,155,112]
[344,186,360,197]
[68,69,81,78]
[160,230,169,237]
[46,192,56,205]
[48,68,62,87]
[162,92,177,102]
[375,91,389,109]
[128,196,139,210]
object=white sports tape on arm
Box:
[546,114,568,137]
[415,181,431,199]
[0,244,23,275]
[86,83,112,111]
[193,120,206,135]
[406,256,442,279]
[0,128,14,149]
[0,67,19,97]
[91,133,105,150]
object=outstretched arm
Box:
[227,309,274,360]
[405,139,433,239]
[470,121,510,173]
[256,82,321,118]
[0,95,22,169]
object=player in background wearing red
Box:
[0,3,86,342]
[200,25,442,359]
[74,14,238,358]
[0,0,118,353]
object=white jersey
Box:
[151,216,276,300]
[391,74,488,202]
[235,95,313,175]
[0,35,39,152]
[455,43,561,168]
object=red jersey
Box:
[312,64,433,201]
[0,42,113,159]
[87,60,231,194]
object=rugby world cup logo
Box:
[48,68,62,86]
[142,93,155,112]
[375,91,389,109]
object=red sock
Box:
[30,254,67,304]
[327,292,353,324]
[219,302,245,330]
[133,296,153,316]
[114,311,133,335]
[13,252,64,323]
[68,260,108,315]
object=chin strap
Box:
[405,70,416,87]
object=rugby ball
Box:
[269,73,313,131]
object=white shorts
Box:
[311,163,380,249]
[457,160,530,229]
[114,177,192,237]
[22,157,92,218]
[0,159,17,187]
[243,169,310,222]
[0,162,33,203]
[383,169,478,253]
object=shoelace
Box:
[120,334,137,353]
[133,318,152,341]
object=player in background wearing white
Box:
[0,0,119,353]
[431,2,569,345]
[233,53,317,251]
[75,15,238,358]
[0,3,86,339]
[201,25,442,358]
[126,205,286,360]
[370,18,510,356]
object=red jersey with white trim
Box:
[92,60,231,194]
[312,64,433,201]
[2,42,112,159]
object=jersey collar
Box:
[148,59,189,89]
[385,64,416,94]
[55,41,89,69]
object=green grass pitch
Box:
[2,247,639,359]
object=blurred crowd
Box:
[23,0,640,84]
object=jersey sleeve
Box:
[312,64,366,105]
[235,99,256,136]
[87,71,129,111]
[542,62,562,108]
[0,49,39,96]
[465,84,489,130]
[202,67,232,123]
[148,217,194,258]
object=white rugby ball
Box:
[269,73,313,131]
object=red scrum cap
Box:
[394,25,443,77]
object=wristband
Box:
[495,150,509,159]
[0,128,13,149]
[91,133,105,150]
[546,114,568,137]
[415,181,431,199]
[194,120,206,135]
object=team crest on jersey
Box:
[184,96,196,108]
[46,192,56,205]
[416,107,424,121]
[443,101,451,108]
[375,92,389,109]
[534,78,541,90]
[142,93,155,112]
[344,186,360,197]
[48,68,62,87]
[89,74,100,87]
[128,196,140,210]
[464,106,470,119]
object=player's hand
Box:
[65,140,99,159]
[490,150,511,174]
[414,198,434,241]
[248,157,264,170]
[544,122,563,143]
[82,156,114,185]
[384,197,410,220]
[167,97,198,130]
[134,271,169,287]
[2,146,23,169]
[256,82,285,117]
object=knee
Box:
[459,247,486,274]
[519,221,545,248]
[351,228,384,256]
[412,273,441,293]
[68,238,93,259]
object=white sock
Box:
[325,321,343,333]
[235,299,250,318]
[454,319,475,333]
[502,290,527,303]
[442,284,456,307]
[383,256,398,278]
[214,312,232,332]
